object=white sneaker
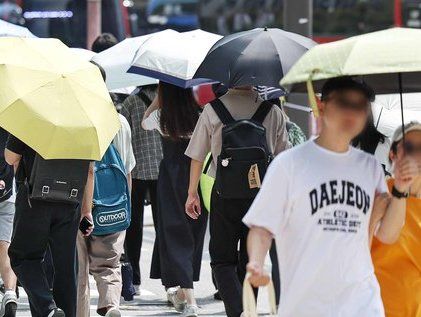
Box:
[47,308,65,317]
[0,290,17,317]
[134,284,140,295]
[105,308,121,317]
[167,287,186,312]
[182,305,198,317]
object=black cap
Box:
[321,76,375,102]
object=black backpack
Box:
[29,154,90,206]
[0,129,14,202]
[211,99,273,199]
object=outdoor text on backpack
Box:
[92,144,130,235]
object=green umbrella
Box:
[281,27,421,141]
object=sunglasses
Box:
[404,142,421,155]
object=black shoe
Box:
[48,308,65,317]
[213,291,222,301]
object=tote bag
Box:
[243,273,277,317]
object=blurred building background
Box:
[2,0,421,47]
[2,0,420,136]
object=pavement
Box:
[9,206,273,316]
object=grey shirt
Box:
[185,89,289,177]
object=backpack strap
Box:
[138,91,153,107]
[251,101,273,124]
[210,99,235,125]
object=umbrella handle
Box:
[398,73,406,151]
[306,76,320,118]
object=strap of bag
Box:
[210,99,235,125]
[138,91,153,107]
[251,101,273,124]
[203,154,213,174]
[243,273,277,317]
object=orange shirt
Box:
[371,179,421,317]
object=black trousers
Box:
[9,185,79,317]
[125,179,158,285]
[209,187,255,317]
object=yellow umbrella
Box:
[0,37,120,160]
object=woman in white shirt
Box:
[142,82,207,317]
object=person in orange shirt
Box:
[371,121,421,317]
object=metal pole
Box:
[283,0,313,37]
[398,73,406,147]
[87,0,102,49]
[394,0,403,27]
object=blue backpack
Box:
[92,144,130,236]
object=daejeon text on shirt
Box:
[243,140,388,317]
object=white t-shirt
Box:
[243,140,388,317]
[113,114,136,174]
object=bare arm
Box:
[246,226,272,287]
[80,162,95,236]
[127,172,132,194]
[185,159,204,219]
[368,193,390,246]
[142,95,159,122]
[5,149,21,166]
[188,159,203,195]
[375,157,418,244]
[375,198,406,244]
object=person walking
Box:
[185,87,289,317]
[142,82,208,317]
[0,128,17,317]
[76,113,136,317]
[371,121,421,317]
[120,85,163,292]
[5,137,94,317]
[244,77,418,317]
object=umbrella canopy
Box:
[0,19,36,38]
[128,29,222,88]
[373,93,421,138]
[0,37,120,160]
[281,28,421,94]
[70,47,96,61]
[194,27,316,88]
[91,31,169,90]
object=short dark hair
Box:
[91,33,118,53]
[321,76,375,102]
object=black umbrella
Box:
[193,28,316,88]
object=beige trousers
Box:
[76,230,126,317]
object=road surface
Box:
[11,206,273,316]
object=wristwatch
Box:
[391,186,409,199]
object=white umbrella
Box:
[0,19,35,38]
[128,29,222,88]
[70,48,96,61]
[91,31,175,90]
[109,86,136,95]
[373,93,421,138]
